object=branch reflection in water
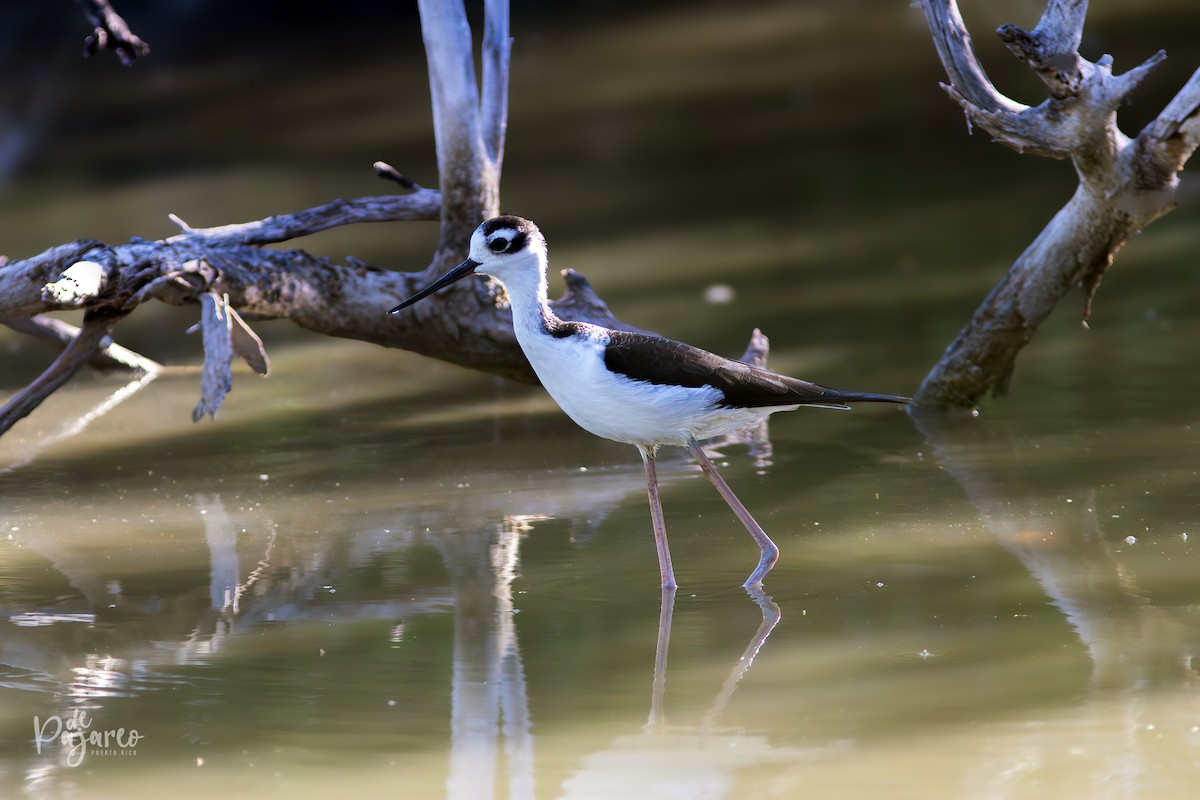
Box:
[1,446,797,798]
[1,368,158,474]
[913,408,1200,796]
[5,409,1199,797]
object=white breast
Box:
[514,324,769,447]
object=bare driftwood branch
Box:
[75,0,150,65]
[915,0,1200,408]
[0,194,644,396]
[1,1,708,443]
[0,370,157,473]
[0,0,639,439]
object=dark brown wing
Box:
[603,331,910,410]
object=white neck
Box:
[488,247,557,343]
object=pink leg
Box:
[638,445,677,590]
[686,439,779,587]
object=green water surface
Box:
[3,1,1200,797]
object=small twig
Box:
[75,0,150,65]
[941,84,1070,158]
[0,308,128,435]
[167,212,194,233]
[190,291,267,422]
[372,161,420,191]
[164,193,441,247]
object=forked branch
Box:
[914,0,1200,408]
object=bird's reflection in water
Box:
[647,587,780,730]
[558,588,800,800]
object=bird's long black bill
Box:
[387,258,480,315]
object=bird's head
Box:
[388,215,546,315]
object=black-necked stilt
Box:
[389,216,911,589]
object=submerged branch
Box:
[3,315,160,372]
[0,308,129,435]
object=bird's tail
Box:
[817,388,913,407]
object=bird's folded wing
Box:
[602,331,853,409]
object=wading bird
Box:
[389,216,910,588]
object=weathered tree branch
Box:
[75,0,149,65]
[0,189,647,393]
[915,0,1200,408]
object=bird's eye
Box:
[488,237,510,253]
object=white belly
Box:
[516,327,773,447]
